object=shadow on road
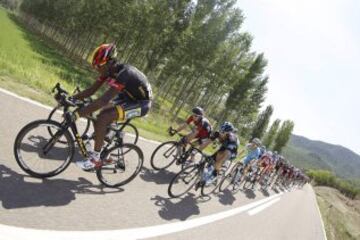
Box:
[151,193,200,221]
[243,189,256,199]
[259,188,270,197]
[217,189,236,206]
[0,164,123,209]
[139,167,176,185]
[272,187,280,194]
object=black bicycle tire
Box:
[96,143,144,188]
[14,119,75,178]
[168,164,200,198]
[47,106,91,142]
[219,163,239,192]
[150,141,179,170]
[119,122,139,145]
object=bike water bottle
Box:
[85,140,92,153]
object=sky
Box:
[236,0,360,154]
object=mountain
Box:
[283,135,360,179]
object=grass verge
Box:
[315,186,360,240]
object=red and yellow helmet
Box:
[91,43,117,69]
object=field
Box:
[315,186,360,240]
[0,7,247,155]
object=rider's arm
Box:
[175,116,193,132]
[77,87,118,118]
[72,80,104,100]
[175,123,188,133]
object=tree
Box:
[250,105,273,140]
[262,119,281,148]
[273,120,295,153]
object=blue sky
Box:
[237,0,360,154]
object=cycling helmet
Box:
[251,138,262,146]
[91,43,117,69]
[192,106,204,116]
[220,121,235,133]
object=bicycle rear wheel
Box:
[168,164,200,198]
[150,141,179,170]
[96,143,143,188]
[14,120,74,178]
[119,122,139,145]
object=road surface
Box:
[0,88,326,240]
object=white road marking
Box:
[247,197,280,216]
[0,87,160,145]
[0,193,283,240]
[311,186,328,240]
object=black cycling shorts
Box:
[113,96,151,121]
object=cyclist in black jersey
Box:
[205,122,239,184]
[68,43,152,170]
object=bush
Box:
[307,169,360,199]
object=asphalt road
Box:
[0,88,326,240]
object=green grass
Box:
[0,8,94,101]
[315,187,360,240]
[0,7,195,142]
[0,7,248,155]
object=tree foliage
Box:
[17,0,278,131]
[308,170,360,199]
[262,119,281,148]
[273,120,295,153]
[250,105,273,140]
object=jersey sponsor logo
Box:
[125,108,142,119]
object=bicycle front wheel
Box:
[47,106,91,142]
[168,164,200,198]
[14,120,74,178]
[219,164,239,192]
[96,143,144,188]
[150,141,179,170]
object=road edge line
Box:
[0,87,161,145]
[311,185,328,240]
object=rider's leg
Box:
[184,131,197,145]
[199,138,212,150]
[77,106,119,170]
[214,150,231,173]
[188,138,210,162]
[93,106,119,152]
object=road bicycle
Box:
[218,160,246,192]
[150,127,203,171]
[47,83,139,145]
[167,151,230,198]
[14,83,143,188]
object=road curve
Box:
[0,88,326,240]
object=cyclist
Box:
[257,150,274,182]
[232,138,262,189]
[67,43,152,170]
[171,107,212,162]
[205,122,239,185]
[242,138,262,172]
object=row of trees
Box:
[307,170,359,199]
[250,105,294,153]
[16,0,271,139]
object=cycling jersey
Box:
[243,147,261,166]
[186,116,212,138]
[218,132,239,159]
[259,152,272,167]
[98,64,152,101]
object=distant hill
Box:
[283,135,360,179]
